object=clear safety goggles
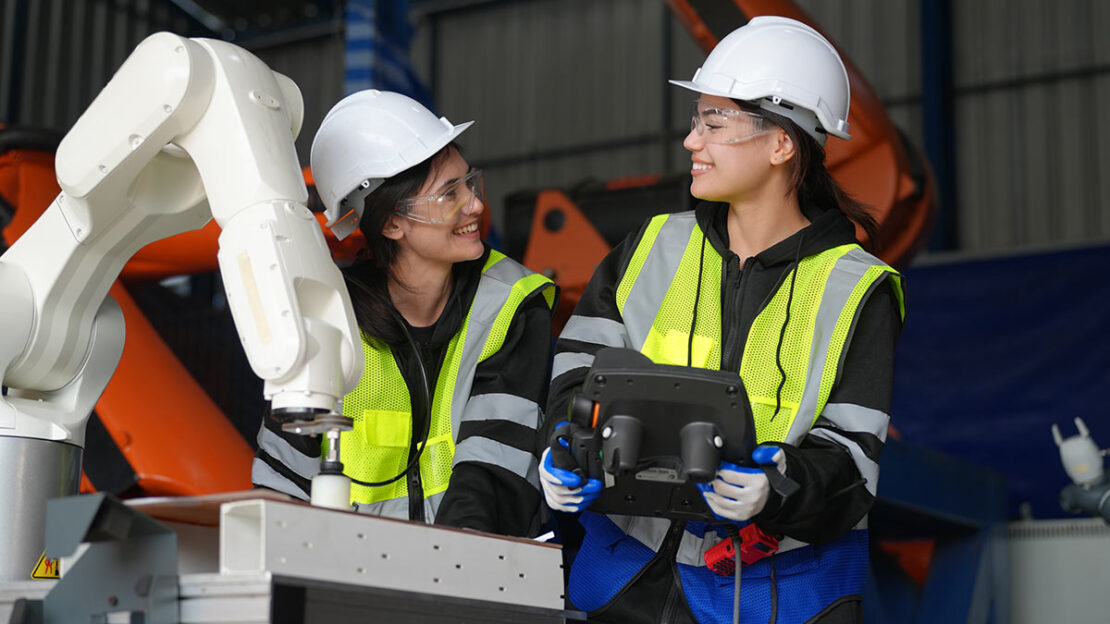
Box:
[690,102,772,145]
[394,168,485,224]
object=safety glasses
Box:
[690,102,771,145]
[394,168,485,224]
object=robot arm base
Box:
[1,295,124,446]
[1060,481,1110,525]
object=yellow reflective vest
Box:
[330,250,555,518]
[617,212,904,445]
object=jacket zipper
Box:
[721,254,748,371]
[658,521,688,623]
[661,583,680,623]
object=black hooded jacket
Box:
[547,200,903,542]
[254,246,554,537]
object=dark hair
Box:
[341,144,457,343]
[734,100,879,247]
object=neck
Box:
[388,252,453,327]
[726,186,808,261]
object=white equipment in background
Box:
[1052,417,1110,523]
[0,31,364,581]
[1010,517,1110,624]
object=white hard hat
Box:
[670,16,851,146]
[310,89,473,240]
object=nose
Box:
[683,126,703,152]
[462,192,484,216]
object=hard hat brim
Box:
[669,79,850,142]
[669,79,734,100]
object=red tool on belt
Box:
[704,524,780,576]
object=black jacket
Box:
[254,246,554,537]
[548,201,903,545]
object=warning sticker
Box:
[30,552,59,580]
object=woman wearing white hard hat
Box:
[252,90,556,537]
[541,17,904,623]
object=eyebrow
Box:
[433,168,475,194]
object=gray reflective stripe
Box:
[676,528,712,566]
[454,436,540,490]
[809,427,882,496]
[447,254,543,441]
[609,515,671,552]
[786,247,886,445]
[552,351,595,380]
[250,457,310,501]
[462,393,542,429]
[560,316,629,348]
[354,496,406,519]
[821,403,890,442]
[776,535,809,555]
[354,490,445,523]
[621,213,698,350]
[427,490,445,520]
[256,426,320,480]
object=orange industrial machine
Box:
[508,0,936,331]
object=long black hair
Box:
[734,100,879,247]
[341,144,457,344]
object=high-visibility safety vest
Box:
[616,212,903,444]
[330,250,555,519]
[566,211,904,618]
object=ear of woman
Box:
[381,215,404,241]
[770,128,795,166]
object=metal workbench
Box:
[1,493,581,623]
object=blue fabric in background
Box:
[891,243,1110,519]
[344,0,433,108]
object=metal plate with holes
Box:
[177,572,581,624]
[219,500,565,611]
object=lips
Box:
[691,161,713,176]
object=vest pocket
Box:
[749,397,799,442]
[363,409,412,448]
[643,328,716,367]
[346,409,412,503]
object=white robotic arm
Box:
[1,31,362,444]
[0,33,363,578]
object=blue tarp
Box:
[891,243,1110,519]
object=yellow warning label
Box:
[30,552,59,579]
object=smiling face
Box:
[383,147,485,270]
[683,95,787,205]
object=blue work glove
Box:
[539,423,603,513]
[696,445,786,522]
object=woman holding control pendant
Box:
[253,90,556,538]
[541,17,904,624]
